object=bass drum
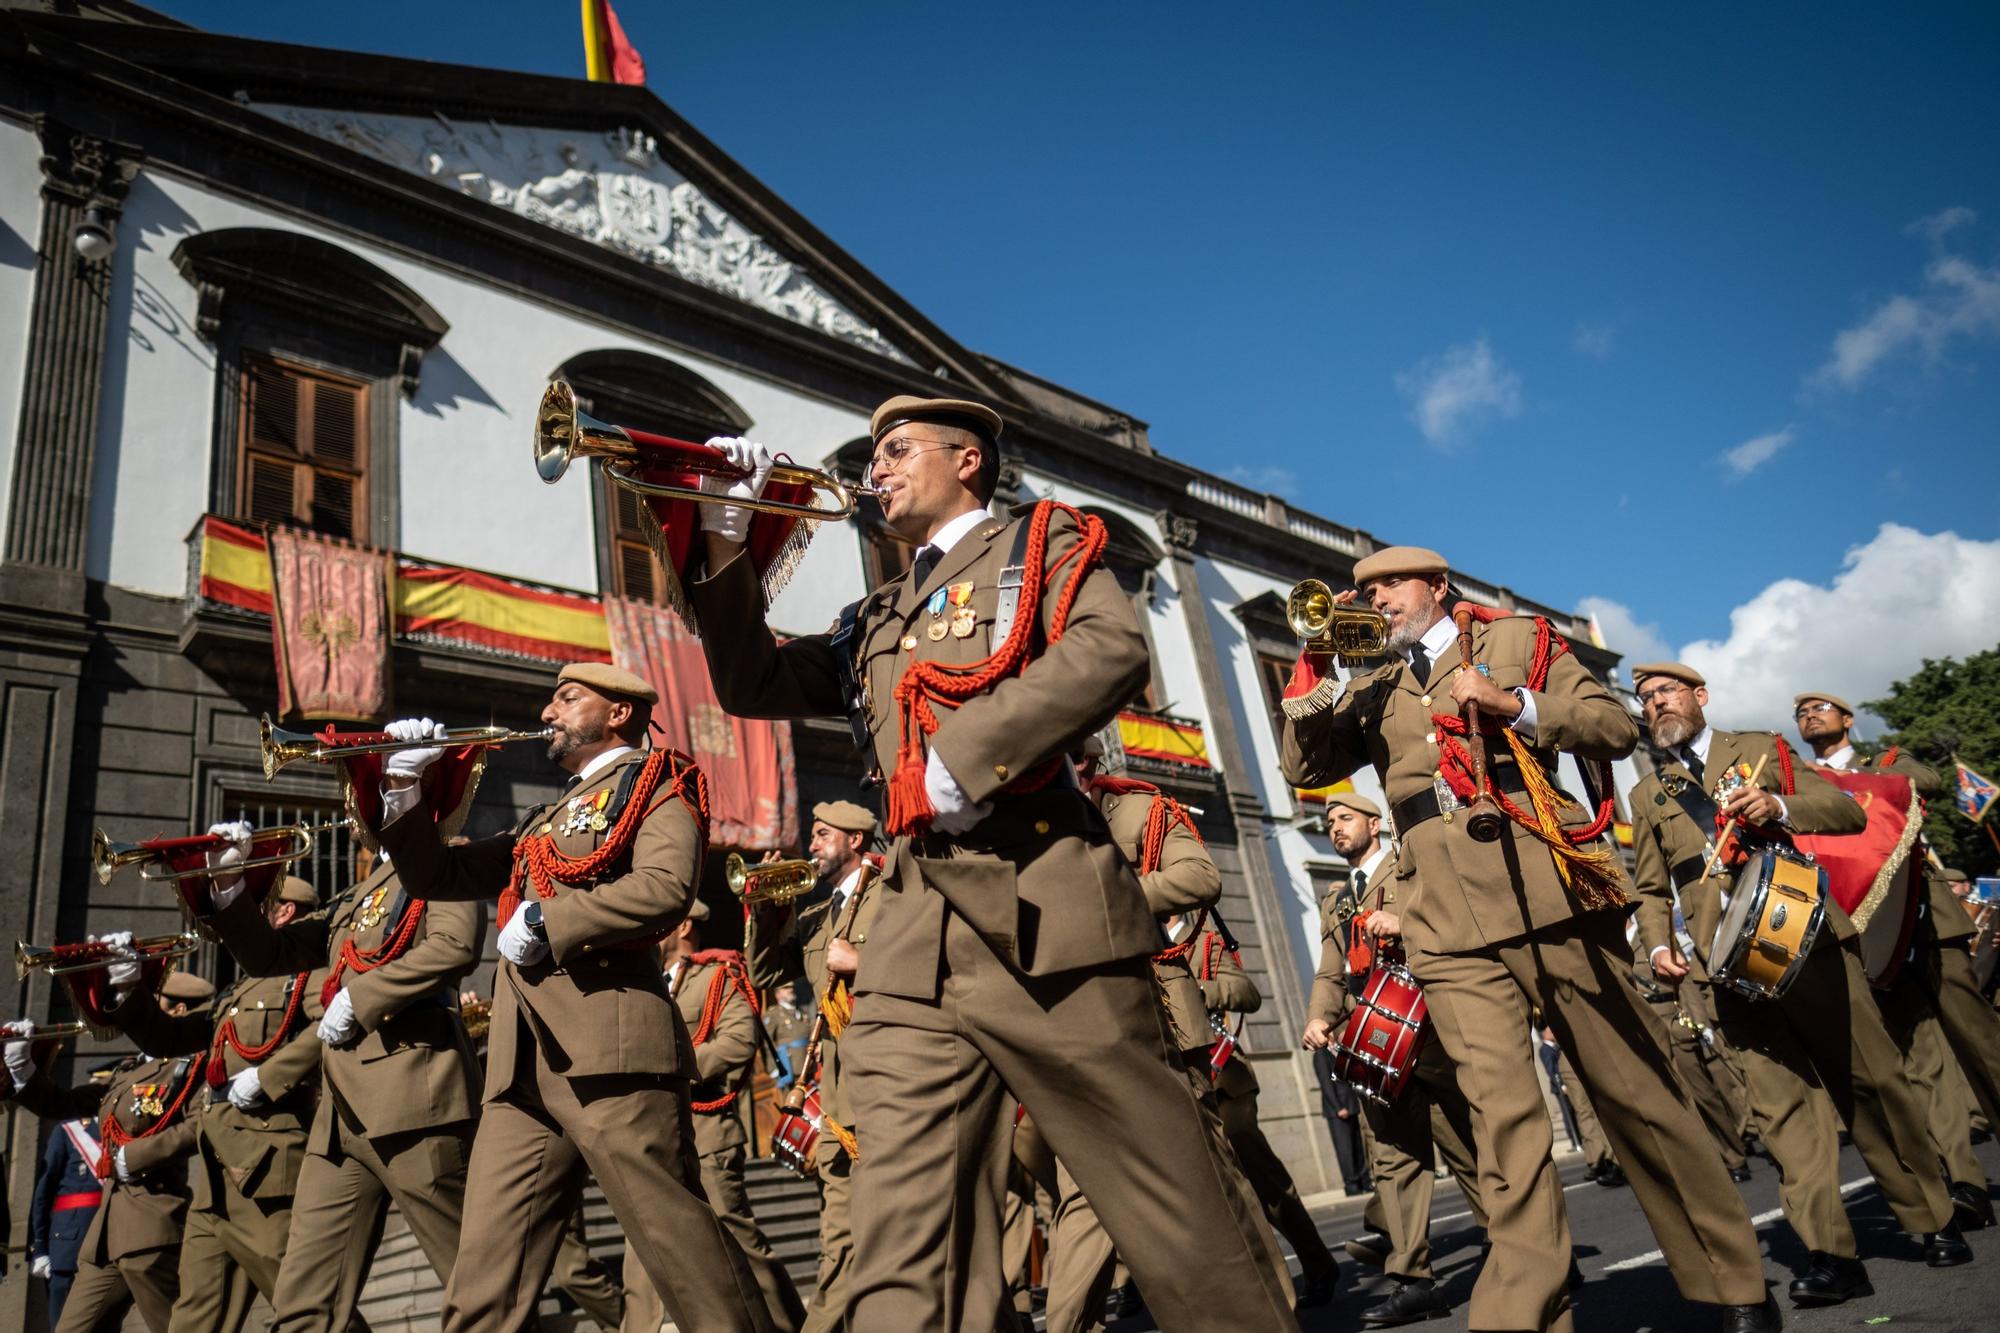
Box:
[1332,961,1429,1105]
[1710,847,1827,1000]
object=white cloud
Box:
[1809,210,2000,392]
[1590,525,2000,735]
[1577,596,1673,666]
[1573,321,1617,360]
[1225,464,1298,496]
[1395,338,1523,446]
[1720,425,1797,479]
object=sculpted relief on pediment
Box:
[258,106,912,364]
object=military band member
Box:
[1302,794,1479,1327]
[6,972,218,1333]
[1631,664,1968,1307]
[1796,689,2000,1230]
[1282,549,1774,1333]
[741,799,883,1333]
[623,898,805,1333]
[1626,918,1754,1183]
[689,398,1296,1329]
[199,849,485,1333]
[370,662,776,1333]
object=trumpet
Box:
[459,997,493,1043]
[1287,579,1390,658]
[725,853,820,906]
[91,822,339,887]
[261,715,556,780]
[533,379,888,521]
[0,1021,90,1042]
[15,933,202,980]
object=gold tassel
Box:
[818,980,852,1039]
[1501,730,1626,910]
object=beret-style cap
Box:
[1352,546,1449,586]
[1631,662,1706,689]
[1324,792,1382,819]
[1793,691,1853,715]
[685,897,710,923]
[557,661,659,705]
[162,971,215,1003]
[811,800,879,836]
[275,875,318,907]
[870,395,1004,446]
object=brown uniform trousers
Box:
[207,866,485,1333]
[12,1057,204,1333]
[550,1210,625,1329]
[1631,730,1954,1257]
[622,954,805,1333]
[1285,615,1768,1330]
[382,749,775,1333]
[1630,947,1751,1173]
[743,863,883,1333]
[1553,1051,1611,1173]
[112,971,327,1332]
[691,504,1296,1332]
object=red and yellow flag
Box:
[581,0,647,85]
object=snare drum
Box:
[1709,847,1827,1001]
[1332,962,1429,1105]
[770,1085,823,1177]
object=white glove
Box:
[30,1255,50,1280]
[384,718,448,781]
[94,930,142,990]
[206,820,255,908]
[226,1065,266,1110]
[924,748,992,835]
[697,437,774,544]
[113,1146,132,1183]
[497,909,550,967]
[3,1020,38,1089]
[317,989,359,1046]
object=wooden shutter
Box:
[606,476,667,604]
[237,354,369,541]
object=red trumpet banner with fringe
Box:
[328,735,489,852]
[626,467,822,638]
[149,831,304,922]
[267,527,392,721]
[605,596,799,850]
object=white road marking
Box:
[1431,1175,1598,1231]
[1598,1176,1870,1273]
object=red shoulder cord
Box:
[99,1055,206,1179]
[498,750,711,954]
[1879,745,1900,767]
[207,976,311,1087]
[1087,777,1212,966]
[1429,605,1616,844]
[322,896,428,1008]
[684,950,760,1113]
[1195,929,1243,983]
[885,501,1108,835]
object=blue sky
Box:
[155,2,2000,725]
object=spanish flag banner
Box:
[582,0,647,85]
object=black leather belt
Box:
[1669,855,1709,890]
[1390,761,1527,833]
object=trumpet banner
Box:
[627,466,822,637]
[336,741,489,851]
[151,831,306,921]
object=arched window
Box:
[1080,507,1169,709]
[550,350,754,605]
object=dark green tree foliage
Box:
[1866,645,2000,878]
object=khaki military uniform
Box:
[207,865,484,1332]
[1628,941,1751,1174]
[622,953,804,1333]
[110,971,324,1330]
[1284,616,1767,1329]
[381,747,775,1333]
[691,503,1294,1331]
[12,1056,206,1332]
[743,861,882,1333]
[1630,729,1954,1256]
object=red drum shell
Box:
[770,1085,823,1177]
[1332,963,1430,1106]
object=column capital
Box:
[1157,512,1199,555]
[35,116,140,212]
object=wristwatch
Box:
[522,901,547,942]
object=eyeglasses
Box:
[870,436,968,473]
[1636,683,1689,706]
[1793,701,1841,718]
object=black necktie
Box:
[1352,867,1369,899]
[1408,645,1430,683]
[1683,749,1705,787]
[911,545,940,587]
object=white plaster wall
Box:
[0,115,47,544]
[87,169,869,598]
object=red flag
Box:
[602,1,647,86]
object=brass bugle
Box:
[261,715,556,780]
[1287,579,1390,658]
[91,821,344,888]
[534,379,888,521]
[0,1022,90,1042]
[15,932,202,980]
[725,853,820,906]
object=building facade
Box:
[0,5,1626,1321]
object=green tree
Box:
[1865,644,2000,879]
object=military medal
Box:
[925,586,949,641]
[354,885,390,931]
[947,582,976,639]
[132,1084,165,1117]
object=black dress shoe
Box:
[1730,1164,1753,1183]
[1294,1267,1338,1310]
[1568,1256,1585,1289]
[1786,1252,1871,1306]
[1720,1293,1783,1332]
[1594,1161,1628,1188]
[1105,1282,1145,1319]
[1924,1221,1973,1267]
[1360,1277,1451,1327]
[1950,1180,1995,1230]
[1345,1229,1391,1269]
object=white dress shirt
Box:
[1819,743,1856,770]
[911,505,993,572]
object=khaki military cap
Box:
[1793,691,1853,715]
[811,801,879,836]
[685,896,710,923]
[1943,868,1968,883]
[1631,662,1706,689]
[1323,792,1382,819]
[870,395,1004,446]
[1077,735,1106,760]
[557,661,658,705]
[161,971,215,1003]
[1352,545,1449,586]
[275,875,318,907]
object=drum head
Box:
[1710,853,1767,963]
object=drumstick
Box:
[1697,753,1769,884]
[1450,607,1506,843]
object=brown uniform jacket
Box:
[1094,785,1220,1055]
[1630,729,1867,966]
[743,864,881,1130]
[13,1056,199,1262]
[111,973,322,1206]
[209,862,484,1147]
[1828,749,1971,945]
[379,747,701,1097]
[1197,930,1260,1100]
[671,955,759,1155]
[689,503,1157,1000]
[1281,615,1639,956]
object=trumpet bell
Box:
[725,853,820,906]
[91,828,154,887]
[261,715,326,780]
[1287,578,1390,658]
[534,379,594,484]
